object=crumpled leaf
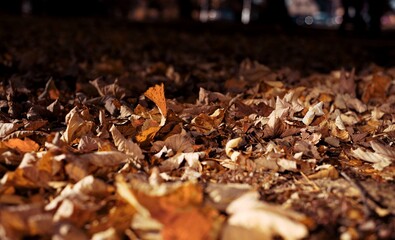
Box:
[0,152,52,189]
[343,94,367,113]
[159,151,205,172]
[308,165,339,179]
[152,132,194,154]
[350,142,393,171]
[0,122,23,139]
[222,191,309,240]
[191,108,225,134]
[302,101,324,125]
[61,107,94,144]
[46,175,111,211]
[267,96,290,128]
[110,125,144,161]
[135,119,161,143]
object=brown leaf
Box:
[191,108,225,134]
[79,151,129,167]
[338,68,356,97]
[38,78,60,100]
[61,107,94,144]
[24,120,48,131]
[362,74,391,103]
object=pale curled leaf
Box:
[0,122,23,139]
[61,108,93,144]
[343,94,367,113]
[225,137,242,157]
[370,141,395,159]
[335,115,346,130]
[351,147,392,171]
[223,192,308,240]
[110,125,144,160]
[267,97,290,128]
[91,228,119,240]
[302,102,324,126]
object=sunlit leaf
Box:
[223,192,309,240]
[110,125,144,160]
[3,138,40,152]
[0,122,23,139]
[144,83,167,126]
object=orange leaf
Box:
[136,125,161,143]
[3,138,39,152]
[144,83,167,126]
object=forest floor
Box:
[0,15,395,239]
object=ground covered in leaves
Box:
[1,16,395,239]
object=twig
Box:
[340,171,390,218]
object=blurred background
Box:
[0,0,395,29]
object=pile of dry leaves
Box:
[0,57,394,239]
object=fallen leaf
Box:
[110,125,144,161]
[222,192,309,240]
[350,145,392,171]
[362,74,391,103]
[38,78,60,100]
[3,138,40,152]
[144,83,167,126]
[302,101,324,126]
[0,122,23,138]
